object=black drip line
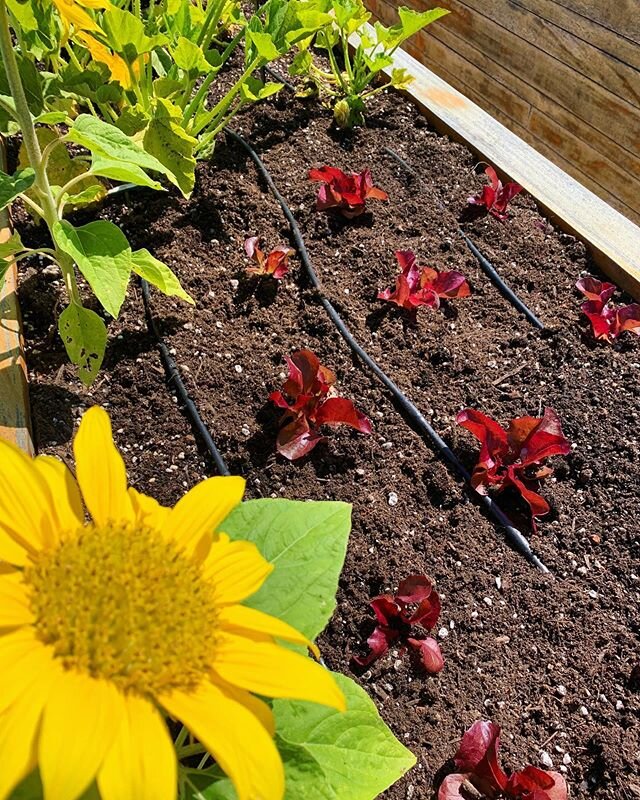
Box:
[226,127,549,573]
[382,147,545,330]
[140,277,230,477]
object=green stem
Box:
[176,743,206,758]
[327,44,349,95]
[191,57,260,137]
[0,0,81,305]
[56,171,91,216]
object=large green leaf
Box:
[246,30,281,61]
[172,35,211,76]
[0,167,35,211]
[102,7,168,60]
[89,153,162,190]
[183,673,415,800]
[220,499,350,640]
[142,99,197,198]
[65,115,173,185]
[53,221,132,319]
[376,6,449,49]
[131,248,194,304]
[58,303,108,386]
[0,231,24,259]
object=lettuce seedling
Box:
[308,166,388,218]
[456,408,570,529]
[576,275,640,342]
[468,166,523,221]
[439,720,567,800]
[353,574,444,673]
[244,236,294,280]
[270,349,372,460]
[378,250,471,311]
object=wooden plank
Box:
[552,0,640,43]
[0,216,33,455]
[351,27,640,298]
[409,0,639,156]
[449,0,640,105]
[511,0,640,71]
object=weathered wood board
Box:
[365,0,640,225]
[351,27,640,299]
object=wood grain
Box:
[351,27,640,299]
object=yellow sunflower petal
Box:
[0,575,34,629]
[212,679,276,736]
[98,694,176,800]
[0,629,56,715]
[73,406,133,527]
[128,488,171,531]
[0,659,59,800]
[40,670,125,800]
[211,632,345,711]
[0,523,30,566]
[33,455,84,534]
[0,439,56,555]
[51,0,102,31]
[217,605,319,658]
[160,681,284,800]
[201,534,273,604]
[160,476,245,560]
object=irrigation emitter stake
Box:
[227,127,549,574]
[140,277,230,477]
[383,147,545,330]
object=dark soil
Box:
[20,88,640,799]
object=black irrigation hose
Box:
[227,126,549,573]
[382,147,545,330]
[140,277,230,477]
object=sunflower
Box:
[0,406,345,800]
[75,31,133,89]
[51,0,112,34]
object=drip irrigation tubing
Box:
[226,126,549,573]
[382,147,545,330]
[140,277,230,477]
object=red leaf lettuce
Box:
[378,250,471,311]
[468,166,523,221]
[456,408,570,529]
[439,720,567,800]
[245,236,294,280]
[576,275,640,342]
[308,166,388,218]
[269,349,372,460]
[353,574,444,673]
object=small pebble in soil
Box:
[579,706,589,716]
[234,364,243,373]
[562,753,572,765]
[588,590,598,599]
[616,700,624,710]
[483,597,493,607]
[438,627,449,639]
[539,751,553,768]
[556,685,567,697]
[388,492,398,506]
[230,279,239,290]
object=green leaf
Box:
[102,7,169,60]
[172,35,211,76]
[53,221,132,319]
[246,30,281,61]
[220,499,350,639]
[34,111,68,125]
[377,6,449,49]
[0,167,35,211]
[130,248,194,304]
[62,182,107,210]
[58,303,108,386]
[0,231,24,259]
[273,673,416,799]
[389,66,414,90]
[89,153,162,190]
[65,115,171,183]
[240,77,283,102]
[289,49,312,76]
[142,99,197,198]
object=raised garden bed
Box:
[17,79,640,799]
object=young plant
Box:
[439,720,568,800]
[456,408,570,529]
[270,348,372,460]
[353,574,444,673]
[576,275,640,342]
[309,166,388,218]
[0,0,192,385]
[467,165,523,221]
[378,250,470,311]
[244,236,294,279]
[291,0,449,128]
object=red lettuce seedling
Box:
[456,408,570,529]
[269,349,372,460]
[468,165,523,221]
[439,720,567,800]
[576,275,640,342]
[378,250,471,311]
[244,236,294,280]
[308,166,388,218]
[353,574,444,673]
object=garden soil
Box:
[20,89,640,799]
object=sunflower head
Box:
[0,406,344,800]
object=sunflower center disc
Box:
[25,523,218,695]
